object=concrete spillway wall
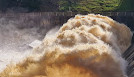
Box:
[0,12,133,30]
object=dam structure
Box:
[0,12,133,30]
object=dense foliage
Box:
[118,0,134,11]
[0,0,133,12]
[58,0,120,12]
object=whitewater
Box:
[0,14,132,77]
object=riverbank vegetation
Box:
[0,0,133,12]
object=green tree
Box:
[118,0,134,11]
[58,0,121,12]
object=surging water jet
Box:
[0,14,132,77]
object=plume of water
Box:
[0,14,132,77]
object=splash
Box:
[0,15,52,72]
[0,14,132,77]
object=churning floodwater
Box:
[0,14,133,77]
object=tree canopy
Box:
[118,0,134,11]
[58,0,120,12]
[0,0,133,12]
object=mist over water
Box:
[0,16,55,71]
